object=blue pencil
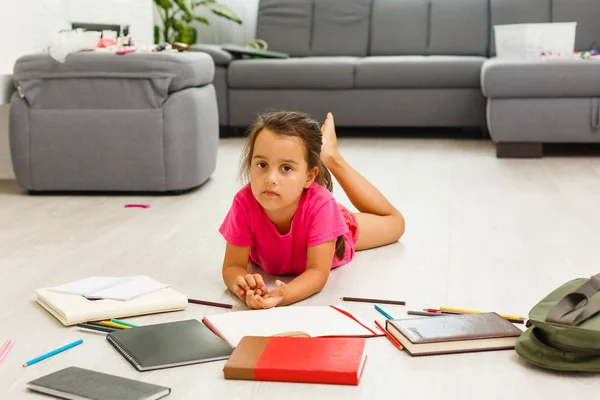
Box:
[23,339,83,367]
[375,304,394,320]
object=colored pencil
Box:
[374,304,395,320]
[374,320,403,350]
[340,296,406,306]
[0,340,10,355]
[110,319,138,328]
[99,321,131,329]
[188,298,233,309]
[23,339,83,367]
[76,323,116,333]
[440,306,526,320]
[0,340,15,365]
[408,310,451,317]
[426,308,525,324]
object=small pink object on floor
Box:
[124,204,150,209]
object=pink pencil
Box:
[0,340,15,364]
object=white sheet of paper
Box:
[47,277,131,296]
[87,279,169,301]
[204,306,376,347]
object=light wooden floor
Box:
[1,137,599,399]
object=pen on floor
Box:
[187,298,233,309]
[374,320,403,350]
[374,304,394,320]
[340,296,406,306]
[23,339,83,367]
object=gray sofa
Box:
[195,0,600,158]
[9,52,219,192]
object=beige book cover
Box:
[35,275,188,326]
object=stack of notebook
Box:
[384,312,524,356]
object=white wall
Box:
[0,0,154,178]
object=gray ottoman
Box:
[482,59,600,158]
[9,51,218,192]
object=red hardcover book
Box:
[223,336,368,385]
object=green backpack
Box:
[515,273,600,372]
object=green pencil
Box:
[110,318,138,328]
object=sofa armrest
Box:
[191,44,233,67]
[13,52,215,93]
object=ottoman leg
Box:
[496,143,543,158]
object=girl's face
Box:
[249,128,317,216]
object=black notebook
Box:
[26,366,170,400]
[106,319,234,371]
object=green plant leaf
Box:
[154,0,172,10]
[194,16,209,25]
[207,3,243,24]
[171,19,197,44]
[173,0,193,17]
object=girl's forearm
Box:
[280,268,329,306]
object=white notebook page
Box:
[204,306,376,347]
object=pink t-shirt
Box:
[219,182,355,275]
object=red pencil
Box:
[374,320,403,350]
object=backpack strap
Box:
[546,273,600,326]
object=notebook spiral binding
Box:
[106,334,143,371]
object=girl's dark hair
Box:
[240,110,346,260]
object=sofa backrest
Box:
[256,0,371,57]
[256,0,600,57]
[489,0,600,55]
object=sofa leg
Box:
[496,143,543,158]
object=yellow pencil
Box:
[99,321,131,329]
[440,306,526,320]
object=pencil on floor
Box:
[99,321,131,329]
[374,305,395,320]
[374,321,403,350]
[111,319,138,328]
[23,339,84,367]
[340,296,406,306]
[0,340,15,364]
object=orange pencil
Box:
[374,320,403,350]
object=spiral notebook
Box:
[106,319,234,371]
[26,366,170,400]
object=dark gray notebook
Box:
[26,366,170,400]
[106,319,233,371]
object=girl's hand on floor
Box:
[235,273,268,297]
[245,280,289,309]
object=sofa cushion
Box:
[311,0,371,57]
[370,0,489,56]
[355,56,485,89]
[228,57,358,89]
[481,59,600,98]
[256,0,313,56]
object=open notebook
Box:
[202,305,380,347]
[35,275,188,326]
